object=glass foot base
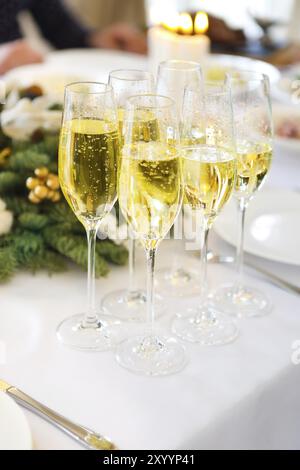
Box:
[56,313,122,351]
[172,307,239,345]
[155,267,200,297]
[213,284,272,318]
[101,289,164,322]
[115,334,187,376]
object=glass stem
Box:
[83,225,98,327]
[199,221,210,301]
[236,198,247,287]
[146,248,156,335]
[128,236,137,294]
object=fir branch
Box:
[12,231,45,266]
[43,227,109,277]
[7,149,50,172]
[0,246,18,282]
[3,196,39,215]
[12,135,58,158]
[0,131,127,281]
[25,249,67,275]
[48,161,58,174]
[12,140,32,152]
[47,201,79,225]
[18,212,49,231]
[0,234,11,248]
[46,201,85,234]
[0,171,23,194]
[96,240,128,265]
[34,135,58,159]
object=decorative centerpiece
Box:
[148,11,211,71]
[0,85,128,282]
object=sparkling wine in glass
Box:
[57,82,121,351]
[101,69,157,322]
[172,83,239,345]
[214,72,273,318]
[155,59,204,297]
[116,94,187,375]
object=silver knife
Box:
[207,252,300,296]
[0,380,117,450]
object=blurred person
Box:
[64,0,146,31]
[0,0,147,74]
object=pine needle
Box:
[0,247,17,281]
[18,213,49,231]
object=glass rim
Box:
[126,93,175,109]
[158,59,201,72]
[109,69,153,82]
[65,81,113,95]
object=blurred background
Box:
[20,0,299,52]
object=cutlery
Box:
[207,252,300,296]
[0,380,116,450]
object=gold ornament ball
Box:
[34,185,48,199]
[26,177,39,190]
[46,189,55,200]
[34,167,49,179]
[46,175,60,190]
[51,192,61,202]
[28,191,41,204]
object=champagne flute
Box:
[116,94,187,375]
[172,83,239,345]
[214,72,273,318]
[57,82,120,351]
[101,69,156,322]
[155,59,204,297]
[156,60,203,120]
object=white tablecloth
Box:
[1,52,300,450]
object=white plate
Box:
[204,54,281,85]
[273,103,300,153]
[4,63,93,99]
[214,189,300,266]
[47,49,146,80]
[0,392,32,450]
[3,50,147,98]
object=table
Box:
[1,52,300,450]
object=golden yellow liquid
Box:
[117,108,160,145]
[118,142,182,250]
[235,142,272,199]
[183,146,236,224]
[59,119,119,224]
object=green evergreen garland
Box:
[0,129,128,282]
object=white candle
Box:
[148,25,210,73]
